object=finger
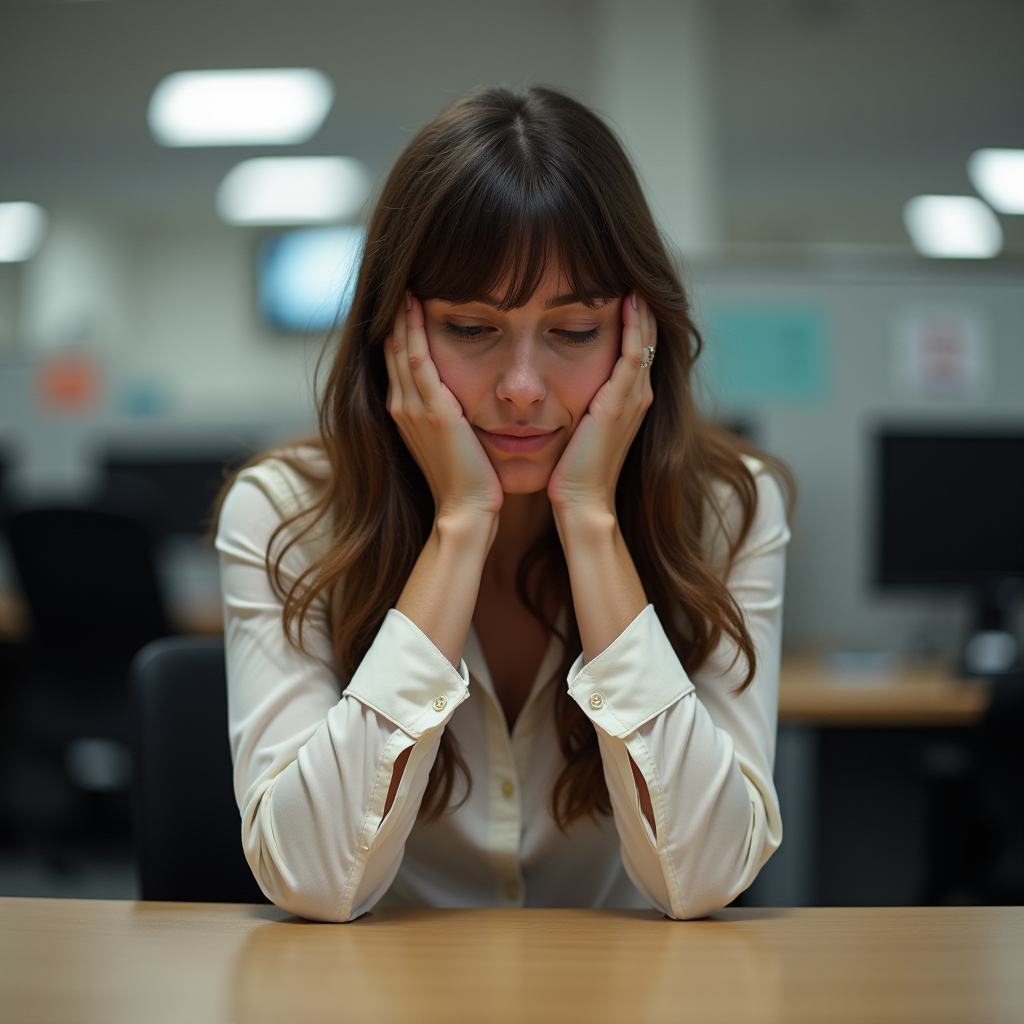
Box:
[626,292,659,411]
[633,293,657,361]
[638,296,657,403]
[383,309,404,414]
[405,295,445,402]
[602,291,645,400]
[383,340,398,410]
[391,293,424,412]
[629,294,656,398]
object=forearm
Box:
[564,605,774,919]
[557,507,655,832]
[396,510,497,668]
[555,508,647,664]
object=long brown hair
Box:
[228,85,792,829]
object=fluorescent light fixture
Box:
[259,227,365,332]
[148,68,333,147]
[217,156,370,225]
[968,148,1024,214]
[902,195,1002,259]
[0,202,47,262]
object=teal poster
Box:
[705,304,828,406]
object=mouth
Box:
[476,426,562,454]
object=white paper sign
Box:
[891,308,991,399]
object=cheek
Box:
[558,344,620,423]
[427,336,490,412]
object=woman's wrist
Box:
[433,506,500,564]
[552,502,618,546]
[396,506,496,669]
[434,505,499,541]
[554,502,647,663]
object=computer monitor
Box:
[877,429,1024,672]
[102,455,247,535]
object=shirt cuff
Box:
[342,608,470,739]
[566,604,694,739]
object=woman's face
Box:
[422,268,622,494]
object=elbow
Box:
[246,848,351,923]
[666,817,771,920]
[241,795,353,923]
[265,887,349,924]
[666,882,738,921]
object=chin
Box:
[494,463,553,495]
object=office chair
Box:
[920,670,1024,906]
[974,670,1024,904]
[132,636,267,903]
[5,507,172,754]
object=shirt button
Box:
[501,780,514,798]
[505,881,520,900]
[589,692,604,710]
[432,694,448,712]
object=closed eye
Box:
[553,328,600,344]
[443,322,496,340]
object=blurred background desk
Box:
[749,655,994,908]
[779,654,991,727]
[2,899,1022,1024]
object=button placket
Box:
[479,682,524,907]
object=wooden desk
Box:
[0,899,1020,1024]
[779,653,991,727]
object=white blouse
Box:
[216,454,789,922]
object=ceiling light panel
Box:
[968,149,1024,214]
[148,68,334,147]
[902,195,1002,259]
[217,157,370,225]
[0,202,48,262]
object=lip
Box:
[476,426,562,454]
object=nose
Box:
[495,334,545,409]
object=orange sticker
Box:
[36,354,102,414]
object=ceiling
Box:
[1,0,1021,249]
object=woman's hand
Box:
[547,291,656,522]
[387,293,500,671]
[548,291,654,666]
[384,294,503,524]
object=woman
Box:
[216,85,791,923]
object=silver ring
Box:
[639,345,656,370]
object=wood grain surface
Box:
[1,899,1021,1024]
[778,654,991,726]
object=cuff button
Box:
[589,693,604,710]
[432,694,448,712]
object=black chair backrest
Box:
[6,507,170,662]
[132,637,267,903]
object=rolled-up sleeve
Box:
[565,470,789,919]
[217,473,469,922]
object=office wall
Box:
[692,258,1024,652]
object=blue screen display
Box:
[258,226,365,332]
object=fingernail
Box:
[405,291,413,311]
[630,292,638,310]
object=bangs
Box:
[406,144,630,310]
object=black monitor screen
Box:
[878,431,1024,587]
[103,456,246,535]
